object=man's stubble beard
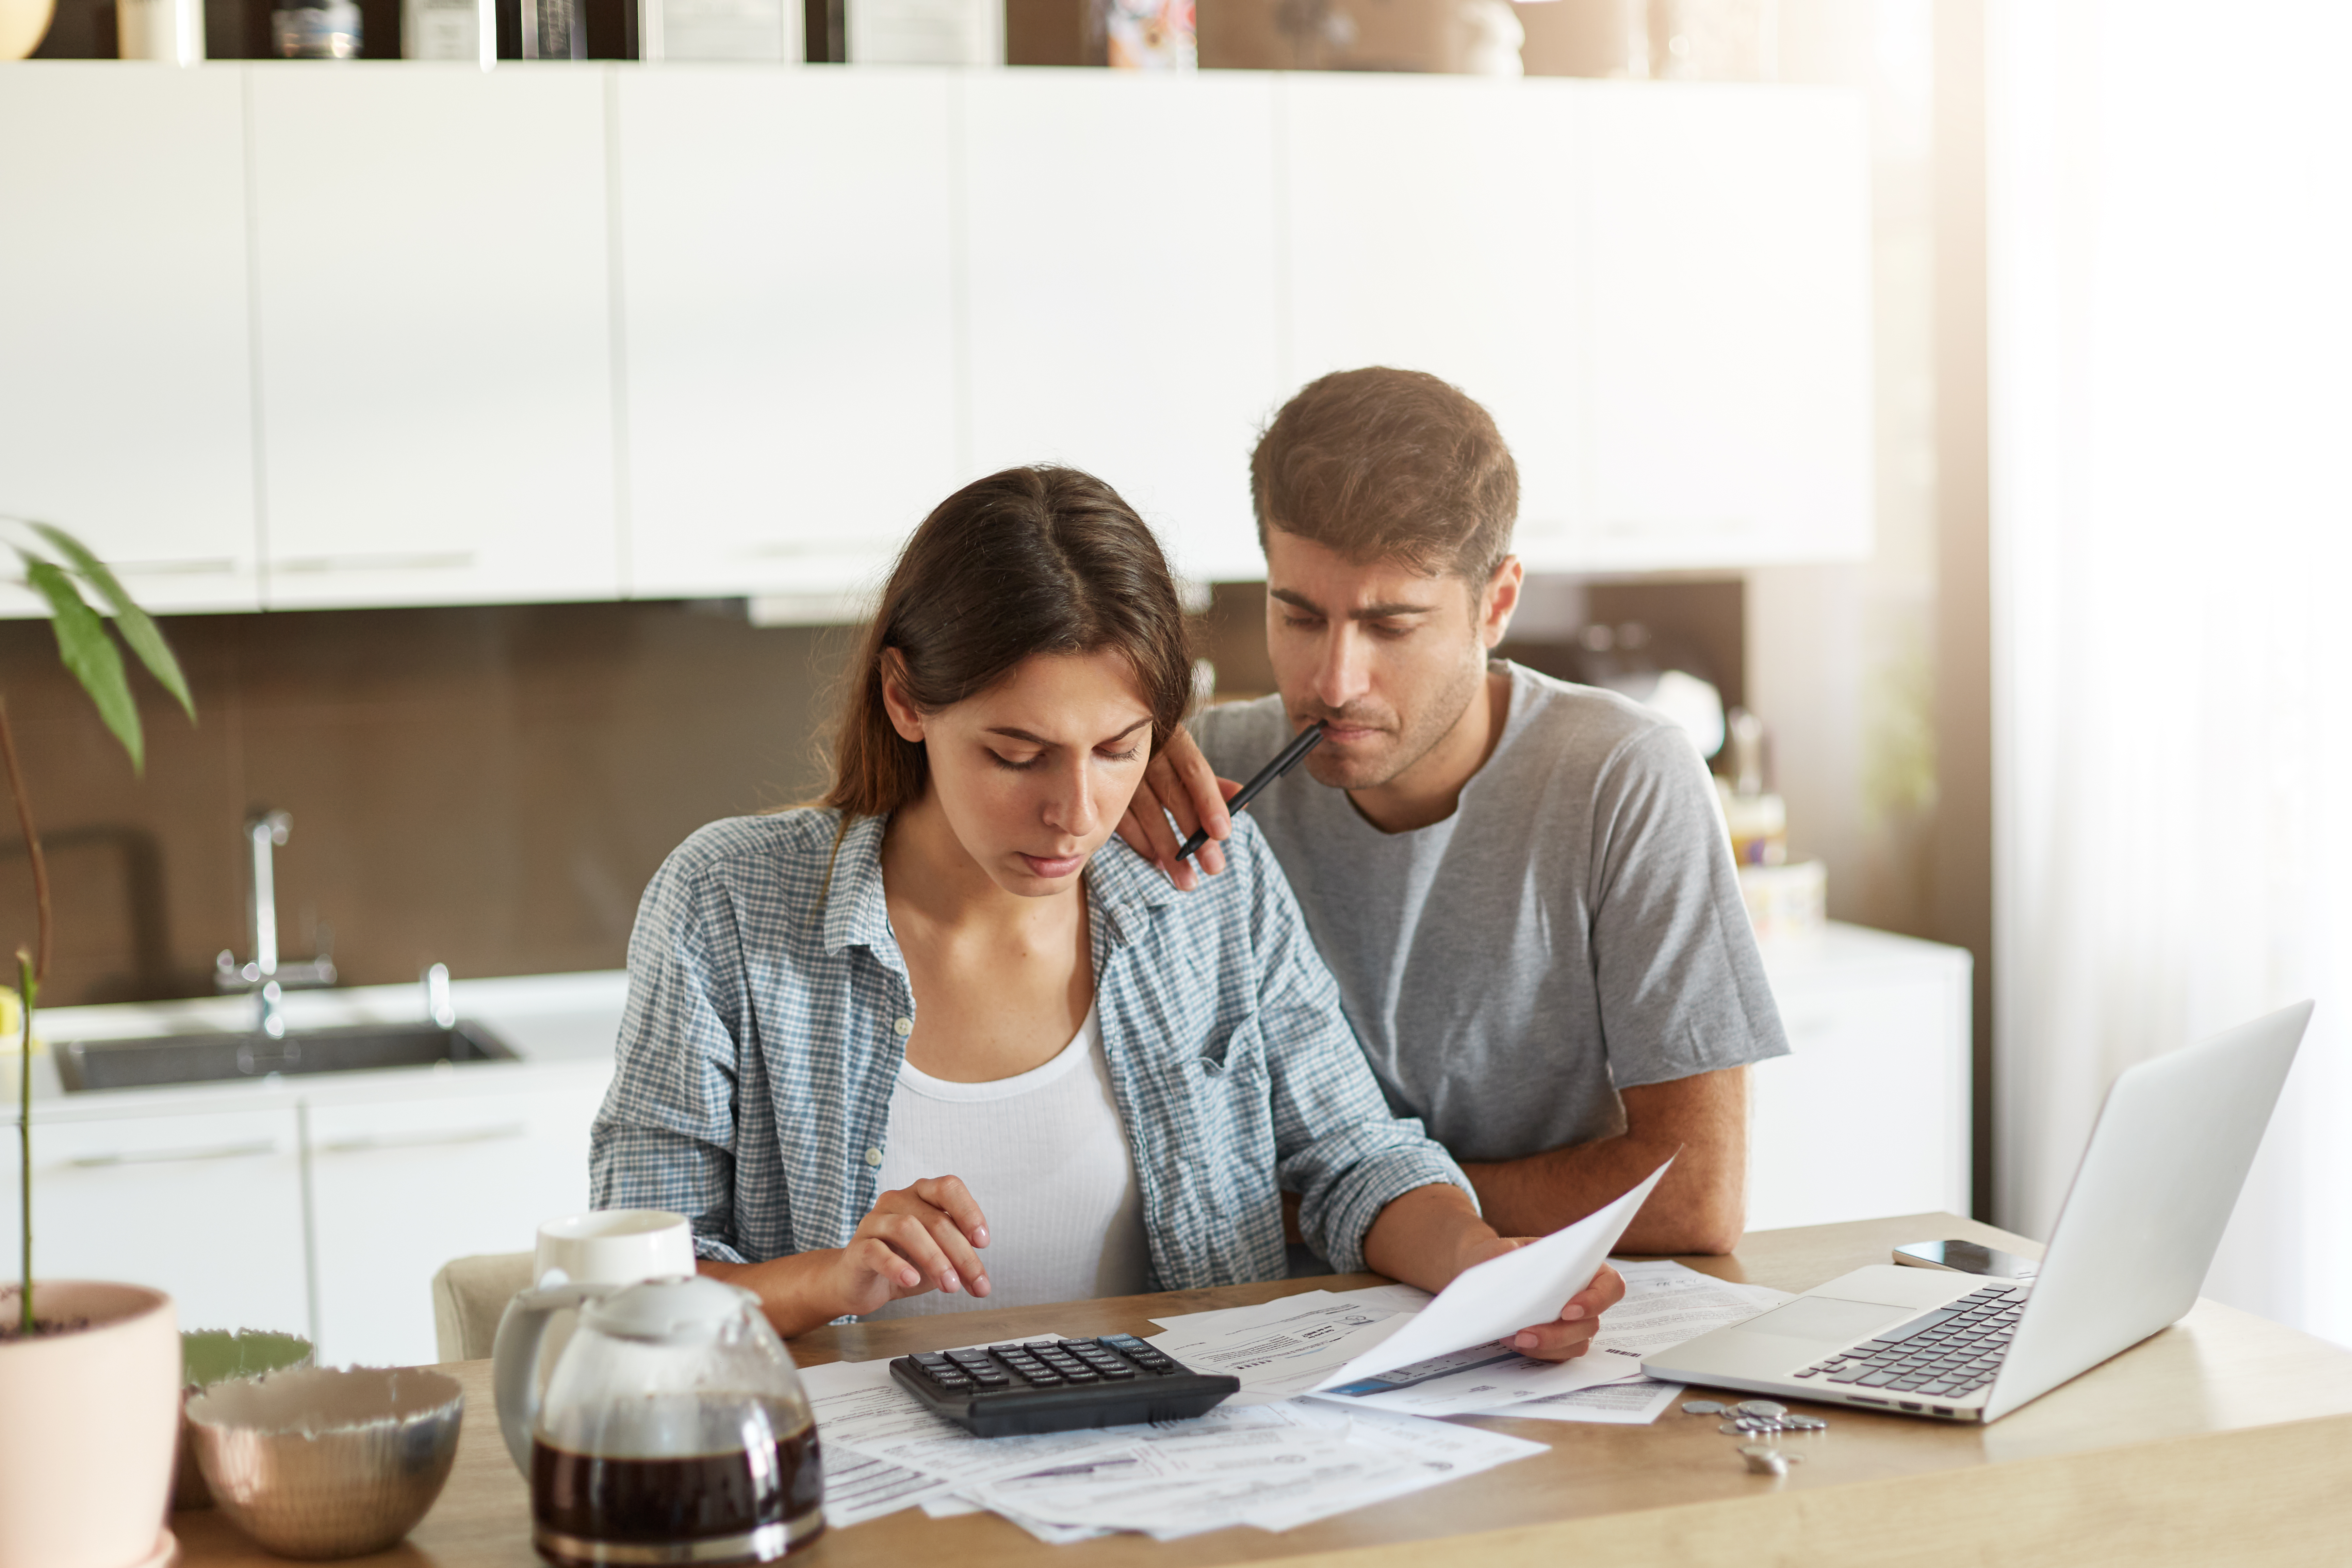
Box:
[1298,642,1490,793]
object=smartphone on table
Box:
[1891,1239,2038,1280]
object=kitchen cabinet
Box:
[617,67,960,610]
[0,65,261,615]
[1576,83,1872,571]
[305,1068,609,1367]
[246,64,620,610]
[959,70,1282,585]
[13,974,626,1364]
[1748,923,1971,1232]
[30,1104,310,1339]
[19,1062,610,1366]
[0,64,1871,618]
[1280,74,1586,562]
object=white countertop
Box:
[5,969,628,1122]
[3,923,1969,1122]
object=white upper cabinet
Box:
[1,64,1870,612]
[246,64,620,609]
[1577,83,1871,569]
[0,65,260,615]
[958,71,1282,585]
[617,67,958,609]
[1281,74,1587,564]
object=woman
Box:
[592,466,1619,1352]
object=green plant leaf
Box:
[28,522,195,723]
[23,561,144,774]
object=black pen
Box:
[1176,722,1326,861]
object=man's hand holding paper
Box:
[1312,1158,1674,1395]
[1451,1237,1630,1361]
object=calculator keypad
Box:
[890,1334,1236,1437]
[908,1335,1173,1395]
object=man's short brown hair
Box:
[1250,367,1519,582]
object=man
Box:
[1119,367,1787,1254]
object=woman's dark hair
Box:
[823,466,1194,819]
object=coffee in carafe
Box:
[492,1276,827,1566]
[530,1397,823,1564]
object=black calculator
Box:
[888,1334,1240,1438]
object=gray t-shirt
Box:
[1192,662,1788,1163]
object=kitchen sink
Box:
[53,1020,520,1093]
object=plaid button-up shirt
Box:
[589,808,1473,1292]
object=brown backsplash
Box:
[0,601,855,1008]
[2,578,1737,1010]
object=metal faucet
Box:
[216,809,338,1038]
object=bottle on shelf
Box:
[518,0,585,55]
[272,0,361,55]
[640,0,797,60]
[403,0,495,60]
[118,0,204,62]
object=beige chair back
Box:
[431,1252,535,1364]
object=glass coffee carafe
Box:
[493,1275,824,1565]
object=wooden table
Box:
[172,1213,2352,1568]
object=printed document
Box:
[1310,1158,1674,1396]
[961,1400,1543,1538]
[1318,1260,1796,1418]
[1145,1293,1410,1405]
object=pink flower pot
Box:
[0,1282,180,1568]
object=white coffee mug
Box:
[533,1209,695,1288]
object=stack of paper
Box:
[804,1163,1793,1542]
[801,1348,1547,1542]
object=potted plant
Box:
[1,520,197,1568]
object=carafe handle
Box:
[491,1281,610,1475]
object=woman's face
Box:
[886,649,1157,897]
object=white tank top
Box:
[865,1004,1150,1318]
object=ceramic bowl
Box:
[186,1365,463,1560]
[175,1329,315,1510]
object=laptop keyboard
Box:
[1794,1283,2029,1399]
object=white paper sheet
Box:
[1500,1376,1686,1424]
[1325,1281,1436,1316]
[1147,1295,1411,1405]
[1147,1288,1337,1335]
[800,1357,966,1525]
[1145,1281,1433,1338]
[1320,1258,1796,1418]
[802,1337,1122,1515]
[820,1447,958,1526]
[1309,1159,1674,1394]
[962,1400,1544,1537]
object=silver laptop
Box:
[1643,1001,2312,1423]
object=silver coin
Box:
[1737,1443,1802,1461]
[1681,1400,1726,1416]
[1784,1416,1828,1431]
[1739,1448,1791,1476]
[1734,1400,1788,1419]
[1718,1421,1752,1435]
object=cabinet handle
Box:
[316,1121,527,1155]
[274,551,475,574]
[67,1139,278,1168]
[115,557,241,578]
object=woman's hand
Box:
[702,1174,993,1338]
[1362,1185,1632,1364]
[829,1175,994,1317]
[1452,1236,1629,1363]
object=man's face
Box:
[1261,529,1516,792]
